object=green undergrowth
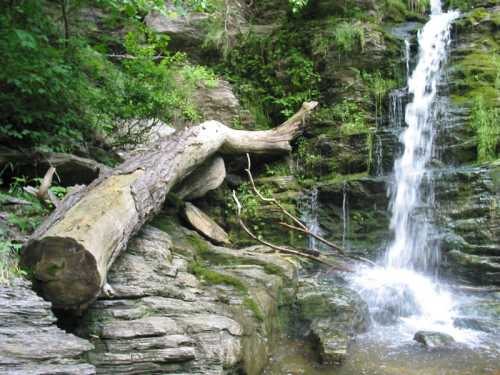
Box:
[0,0,223,153]
[0,187,51,283]
[223,24,320,124]
[449,17,499,162]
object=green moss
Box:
[188,261,248,292]
[319,172,369,185]
[243,296,264,321]
[185,233,289,278]
[262,262,285,276]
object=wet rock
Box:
[414,331,455,349]
[0,279,95,374]
[315,175,390,258]
[145,1,249,58]
[297,279,370,364]
[184,202,230,245]
[454,317,500,333]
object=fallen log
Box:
[21,101,318,310]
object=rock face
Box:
[192,79,250,127]
[145,1,249,58]
[414,331,456,349]
[0,279,95,375]
[145,4,210,54]
[296,279,370,364]
[78,222,298,374]
[435,5,500,285]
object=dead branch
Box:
[0,196,32,206]
[243,153,378,267]
[232,191,352,272]
[23,167,60,208]
[278,222,377,266]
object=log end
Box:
[21,237,101,309]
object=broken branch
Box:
[244,153,378,268]
[232,190,352,272]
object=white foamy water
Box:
[351,1,467,342]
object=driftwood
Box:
[183,202,230,245]
[21,101,318,310]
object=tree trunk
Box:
[22,102,318,310]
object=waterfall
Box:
[341,182,350,250]
[404,39,411,80]
[388,89,406,129]
[351,1,467,340]
[301,188,323,251]
[386,3,458,271]
[374,134,384,176]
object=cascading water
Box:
[351,0,468,340]
[404,39,411,79]
[341,182,350,250]
[300,188,323,251]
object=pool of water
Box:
[264,328,500,375]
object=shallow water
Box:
[264,330,500,375]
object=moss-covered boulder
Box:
[296,278,370,364]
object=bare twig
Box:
[232,190,352,272]
[244,153,378,268]
[244,153,308,231]
[278,222,377,266]
[23,167,60,208]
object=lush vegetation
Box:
[224,29,320,124]
[0,0,212,153]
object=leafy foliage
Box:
[225,30,320,123]
[289,0,309,13]
[0,0,206,153]
[312,19,365,58]
[0,187,49,283]
[362,71,396,121]
[334,22,365,54]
